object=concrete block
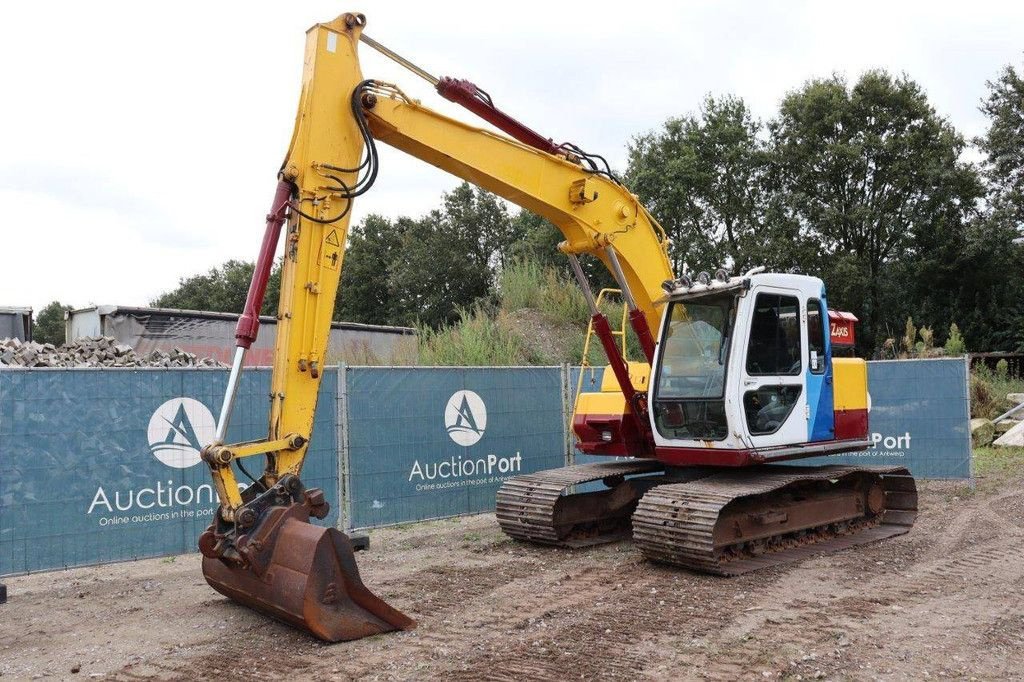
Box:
[993,419,1024,447]
[971,418,995,447]
[0,335,225,368]
[995,419,1021,434]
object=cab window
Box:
[746,293,801,376]
[653,295,735,441]
[807,298,826,374]
[656,299,732,399]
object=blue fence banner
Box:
[0,368,337,575]
[1,358,970,576]
[342,367,566,528]
[795,358,972,479]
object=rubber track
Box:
[496,460,664,545]
[632,465,917,575]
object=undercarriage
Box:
[497,461,917,574]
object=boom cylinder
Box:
[235,179,293,349]
[566,255,640,406]
[605,247,657,363]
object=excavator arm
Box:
[197,11,673,642]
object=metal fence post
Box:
[965,355,976,490]
[561,363,573,466]
[336,363,353,530]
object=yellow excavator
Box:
[198,12,917,642]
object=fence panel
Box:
[0,368,337,575]
[795,357,972,478]
[344,367,565,528]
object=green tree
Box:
[769,70,981,352]
[383,183,529,328]
[507,209,614,293]
[388,209,493,328]
[627,94,768,274]
[32,301,71,345]
[978,63,1024,235]
[898,62,1024,353]
[334,214,409,325]
[508,209,562,269]
[440,182,520,272]
[970,63,1024,351]
[151,260,281,315]
[944,322,965,356]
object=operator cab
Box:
[649,270,868,466]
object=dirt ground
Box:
[3,460,1024,681]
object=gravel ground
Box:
[2,467,1023,681]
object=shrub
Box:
[996,358,1009,378]
[499,258,545,312]
[919,326,934,351]
[971,369,997,418]
[902,317,917,355]
[418,306,545,366]
[970,363,1024,419]
[944,323,966,356]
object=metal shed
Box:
[0,307,32,341]
[66,305,417,366]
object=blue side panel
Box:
[808,292,835,441]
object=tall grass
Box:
[326,339,418,366]
[971,364,1024,419]
[417,258,646,367]
[499,259,590,324]
[418,306,545,366]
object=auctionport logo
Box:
[147,398,215,468]
[445,390,487,446]
[86,397,231,524]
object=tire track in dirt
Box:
[436,560,768,680]
[405,560,650,679]
[9,482,1024,681]
[309,547,625,680]
[121,556,547,681]
[697,496,1024,681]
[695,541,1024,681]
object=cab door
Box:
[737,287,808,448]
[805,296,835,442]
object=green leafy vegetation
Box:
[31,301,72,345]
[499,259,590,324]
[945,323,966,356]
[148,62,1024,363]
[152,260,281,316]
[417,306,546,366]
[970,364,1024,419]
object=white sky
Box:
[1,1,1022,313]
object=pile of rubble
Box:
[0,337,225,368]
[971,391,1024,447]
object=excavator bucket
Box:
[201,507,414,642]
